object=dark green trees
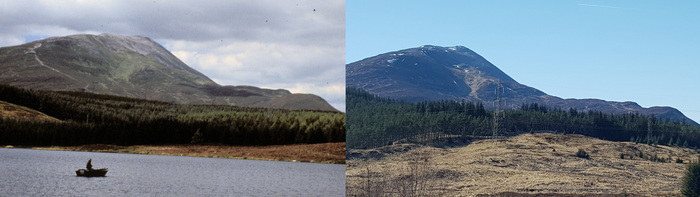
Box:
[0,84,345,146]
[576,149,590,159]
[347,87,700,149]
[682,162,700,197]
[190,129,204,144]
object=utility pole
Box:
[492,81,504,138]
[647,116,653,144]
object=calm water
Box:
[0,148,345,196]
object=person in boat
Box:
[86,158,93,170]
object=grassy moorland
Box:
[30,142,345,164]
[347,133,699,196]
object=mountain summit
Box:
[347,45,696,124]
[0,33,336,111]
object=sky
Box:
[0,0,345,111]
[347,1,700,123]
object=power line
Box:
[493,80,504,138]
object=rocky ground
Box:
[347,133,699,196]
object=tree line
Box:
[0,84,345,146]
[347,87,700,149]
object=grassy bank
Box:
[26,142,345,164]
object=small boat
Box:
[75,168,108,177]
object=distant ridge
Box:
[0,33,337,111]
[347,45,697,125]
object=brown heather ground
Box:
[0,100,60,122]
[32,142,345,164]
[346,133,700,196]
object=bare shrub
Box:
[389,152,440,196]
[347,160,387,197]
[347,150,447,196]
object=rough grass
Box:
[0,100,60,122]
[33,142,346,164]
[346,133,700,196]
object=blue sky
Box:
[347,1,700,123]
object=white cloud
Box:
[165,39,345,111]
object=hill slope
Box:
[0,100,59,122]
[0,33,336,111]
[347,45,696,124]
[347,133,698,196]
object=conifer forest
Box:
[0,84,345,146]
[347,88,700,149]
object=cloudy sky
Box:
[0,0,345,111]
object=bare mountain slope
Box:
[347,45,695,124]
[0,33,336,111]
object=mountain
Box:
[347,45,697,125]
[0,33,336,111]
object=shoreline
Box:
[7,142,346,164]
